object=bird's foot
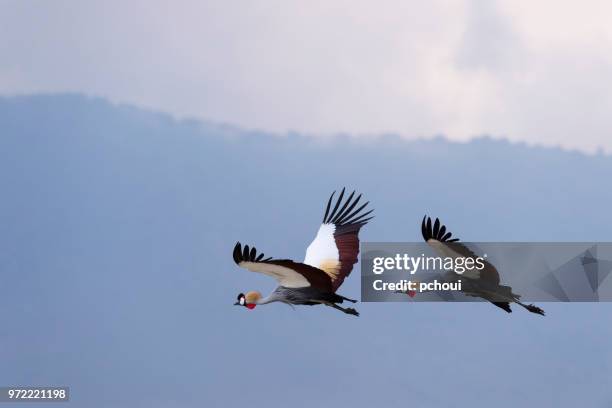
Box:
[526,304,545,316]
[344,307,359,316]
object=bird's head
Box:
[394,280,419,298]
[395,289,418,298]
[234,291,262,310]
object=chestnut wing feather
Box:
[304,188,374,292]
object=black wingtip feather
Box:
[232,242,273,264]
[333,190,355,223]
[356,216,374,225]
[327,187,346,223]
[422,216,460,242]
[338,200,368,225]
[336,194,362,224]
[324,188,373,227]
[421,216,427,241]
[233,242,242,264]
[323,190,336,223]
[347,209,374,225]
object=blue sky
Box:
[1,95,612,407]
[3,0,612,152]
[2,2,612,406]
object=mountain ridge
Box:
[1,92,606,158]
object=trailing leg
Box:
[517,301,545,316]
[323,301,360,316]
[338,295,357,303]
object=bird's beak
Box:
[394,289,417,298]
[233,302,240,306]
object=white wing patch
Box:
[426,240,481,279]
[304,223,341,279]
[238,261,311,288]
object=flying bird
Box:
[232,188,373,316]
[412,216,545,316]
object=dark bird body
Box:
[419,216,545,316]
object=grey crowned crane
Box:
[232,188,373,316]
[416,216,545,316]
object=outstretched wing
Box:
[233,242,333,292]
[304,188,374,292]
[421,216,500,285]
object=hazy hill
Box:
[1,94,611,408]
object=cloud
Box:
[2,0,612,152]
[456,0,521,72]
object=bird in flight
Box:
[232,188,373,316]
[413,216,545,316]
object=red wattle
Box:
[407,290,417,298]
[246,304,256,309]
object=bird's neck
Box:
[255,294,276,305]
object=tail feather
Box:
[492,302,512,313]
